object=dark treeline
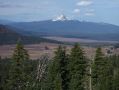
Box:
[0,42,119,90]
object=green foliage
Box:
[1,42,119,90]
[13,40,29,62]
[109,55,119,90]
[92,47,113,90]
[68,43,88,90]
[4,41,32,90]
[0,58,11,90]
[46,46,68,90]
[113,71,119,90]
[92,47,104,89]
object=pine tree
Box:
[110,55,119,90]
[114,70,119,90]
[5,41,30,90]
[92,47,103,90]
[92,47,113,90]
[46,46,68,90]
[68,43,88,90]
[0,56,2,90]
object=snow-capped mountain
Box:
[52,14,68,21]
[9,19,119,41]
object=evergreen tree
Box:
[110,55,119,90]
[68,43,88,90]
[5,41,31,90]
[0,56,2,90]
[46,46,68,90]
[113,70,119,90]
[92,47,113,90]
[92,47,103,90]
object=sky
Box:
[0,0,119,25]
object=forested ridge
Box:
[0,42,119,90]
[0,24,62,45]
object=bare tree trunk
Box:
[36,54,49,82]
[89,65,92,90]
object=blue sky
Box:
[0,0,119,25]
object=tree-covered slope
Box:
[0,24,61,45]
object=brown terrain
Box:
[0,43,119,60]
[44,37,118,44]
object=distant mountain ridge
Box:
[0,19,14,25]
[9,19,119,41]
[0,24,61,45]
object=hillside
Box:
[0,25,61,45]
[0,19,14,25]
[10,20,119,41]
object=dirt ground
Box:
[0,43,119,60]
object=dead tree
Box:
[36,54,49,82]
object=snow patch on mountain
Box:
[52,14,68,21]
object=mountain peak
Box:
[52,14,68,21]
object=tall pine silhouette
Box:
[47,46,68,90]
[92,47,113,90]
[5,41,30,90]
[68,43,88,90]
